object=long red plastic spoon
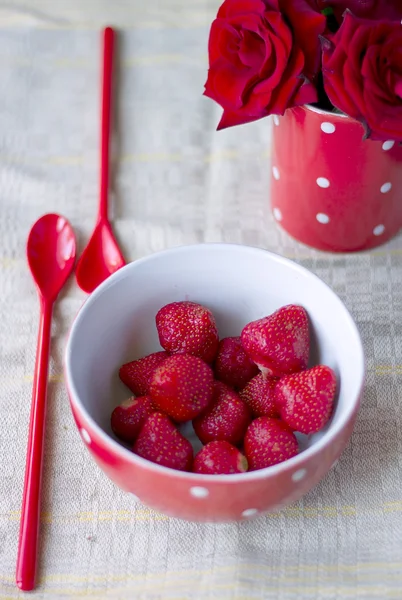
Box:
[16,214,76,591]
[76,26,125,294]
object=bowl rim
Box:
[305,104,349,119]
[65,242,365,482]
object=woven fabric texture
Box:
[1,2,402,599]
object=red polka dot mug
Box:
[271,105,402,252]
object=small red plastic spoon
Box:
[76,26,125,294]
[16,213,76,591]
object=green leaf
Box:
[321,7,334,16]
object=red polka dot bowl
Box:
[64,244,364,522]
[271,105,402,252]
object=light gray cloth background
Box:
[1,1,402,599]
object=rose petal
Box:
[217,0,269,19]
[259,11,291,80]
[260,32,290,86]
[323,11,402,141]
[332,0,401,21]
[268,49,308,113]
[239,30,266,68]
[205,59,256,110]
[292,78,318,106]
[217,24,243,66]
[343,57,366,115]
[279,0,326,78]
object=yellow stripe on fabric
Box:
[3,501,402,526]
[121,152,183,163]
[1,568,402,600]
[125,54,206,67]
[0,54,208,69]
[376,366,402,375]
[3,509,168,523]
[1,579,402,598]
[2,560,402,583]
[2,249,402,270]
[23,374,64,383]
[0,22,213,32]
[47,155,84,166]
[0,149,272,166]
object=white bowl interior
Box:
[66,244,364,459]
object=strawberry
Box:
[133,412,193,471]
[155,301,219,363]
[239,373,279,418]
[119,351,169,396]
[193,381,251,445]
[241,304,310,378]
[276,365,336,434]
[244,417,299,471]
[214,336,258,390]
[149,354,214,422]
[111,395,156,443]
[193,441,248,475]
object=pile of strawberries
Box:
[111,301,336,475]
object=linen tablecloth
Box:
[1,2,402,598]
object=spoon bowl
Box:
[75,218,125,294]
[27,213,76,299]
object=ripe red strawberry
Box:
[119,351,169,396]
[133,412,193,471]
[155,301,219,363]
[214,336,258,390]
[111,395,156,443]
[149,354,214,422]
[239,373,279,418]
[193,381,251,445]
[193,441,248,475]
[241,304,310,378]
[276,365,336,434]
[244,417,299,471]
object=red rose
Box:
[317,0,402,22]
[322,11,402,141]
[204,0,326,129]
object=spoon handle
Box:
[99,26,115,221]
[16,298,53,591]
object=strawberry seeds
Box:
[111,301,337,475]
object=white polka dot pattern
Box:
[292,468,307,482]
[190,486,209,498]
[316,213,330,224]
[242,508,258,518]
[80,428,91,444]
[380,182,392,194]
[373,224,385,236]
[316,177,330,188]
[321,122,336,134]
